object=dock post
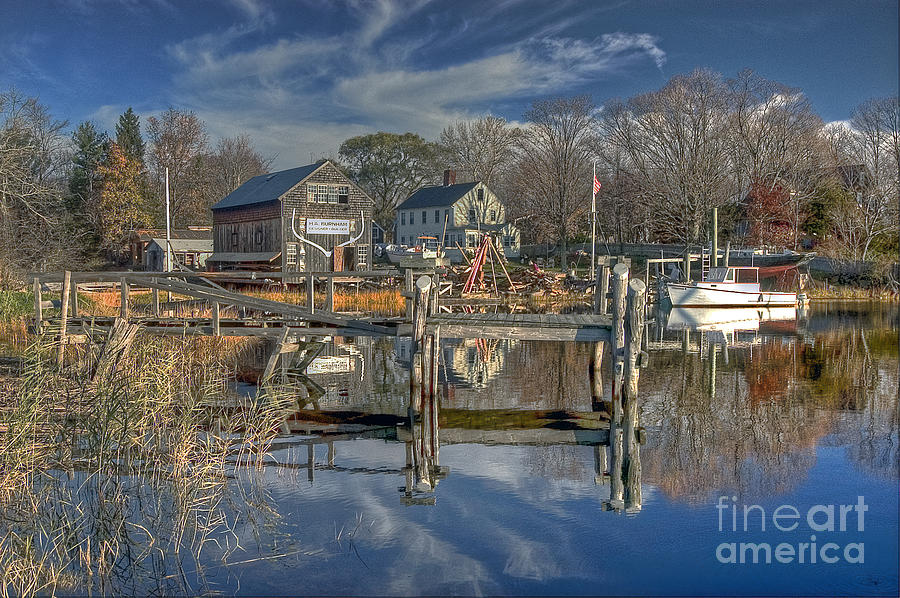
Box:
[590,340,606,412]
[608,263,629,507]
[70,277,79,317]
[119,277,129,320]
[404,269,414,322]
[152,279,160,317]
[683,252,691,282]
[594,257,609,314]
[57,270,71,368]
[326,277,334,312]
[306,275,315,314]
[33,277,42,334]
[622,279,646,511]
[408,275,432,415]
[212,301,221,336]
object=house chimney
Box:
[443,169,456,186]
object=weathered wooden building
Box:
[209,161,374,272]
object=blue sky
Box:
[1,0,897,169]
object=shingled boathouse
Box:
[209,161,374,273]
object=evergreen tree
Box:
[115,107,145,162]
[68,121,108,213]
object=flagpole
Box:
[591,161,597,283]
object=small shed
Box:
[209,161,374,273]
[144,238,214,271]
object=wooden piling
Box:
[306,275,315,313]
[589,340,605,412]
[70,277,79,317]
[608,262,629,507]
[412,275,432,350]
[622,278,646,510]
[711,207,718,268]
[594,258,609,314]
[33,277,42,334]
[404,269,414,321]
[119,277,129,320]
[212,301,221,336]
[57,270,71,368]
[683,252,691,282]
[152,279,160,317]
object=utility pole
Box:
[165,167,172,272]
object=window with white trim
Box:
[356,244,369,269]
[286,243,298,268]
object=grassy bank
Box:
[0,331,289,596]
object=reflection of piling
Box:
[590,340,605,412]
[405,275,445,499]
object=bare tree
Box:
[0,89,74,287]
[825,97,900,261]
[439,116,522,188]
[599,69,733,243]
[726,70,829,248]
[511,96,595,269]
[146,108,209,227]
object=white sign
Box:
[307,218,350,235]
[306,356,353,374]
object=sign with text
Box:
[306,218,350,235]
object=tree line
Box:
[339,70,897,270]
[1,67,897,286]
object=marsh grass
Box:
[0,330,290,597]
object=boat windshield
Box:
[705,267,729,282]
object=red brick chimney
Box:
[443,169,456,186]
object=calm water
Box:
[6,303,900,596]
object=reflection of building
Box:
[444,338,518,389]
[304,336,373,407]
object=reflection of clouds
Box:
[503,540,561,580]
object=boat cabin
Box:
[698,267,760,293]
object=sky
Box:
[1,0,897,169]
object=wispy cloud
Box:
[160,0,667,168]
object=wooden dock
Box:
[398,312,612,341]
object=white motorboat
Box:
[667,266,797,308]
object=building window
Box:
[477,188,484,202]
[503,235,512,247]
[467,234,476,247]
[444,209,450,224]
[468,208,476,223]
[435,209,440,224]
[401,236,406,245]
[231,231,239,249]
[184,253,194,267]
[338,185,349,203]
[357,244,369,269]
[328,186,339,203]
[286,243,298,268]
[401,212,406,225]
[422,210,427,224]
[409,212,414,225]
[489,209,496,222]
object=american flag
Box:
[593,175,602,194]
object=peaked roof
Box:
[211,163,325,210]
[398,182,479,210]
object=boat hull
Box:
[667,283,796,307]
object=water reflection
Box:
[3,303,896,595]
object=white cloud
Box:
[158,1,667,169]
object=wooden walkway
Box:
[401,312,613,341]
